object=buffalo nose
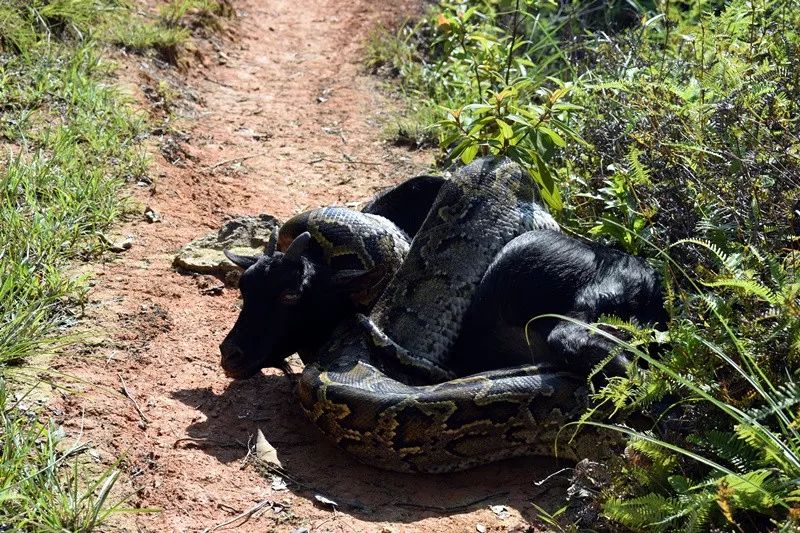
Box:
[219,340,243,361]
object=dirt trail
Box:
[56,1,567,531]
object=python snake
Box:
[280,157,614,473]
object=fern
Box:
[747,381,800,423]
[733,423,794,472]
[674,238,744,277]
[626,147,652,186]
[378,0,800,529]
[690,430,764,473]
[700,278,779,306]
[603,493,676,530]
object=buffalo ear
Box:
[223,249,258,270]
[330,264,390,307]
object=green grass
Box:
[0,382,132,531]
[372,0,800,530]
[0,0,229,528]
[108,0,233,65]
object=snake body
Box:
[282,157,611,473]
[278,207,411,306]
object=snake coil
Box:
[282,157,614,473]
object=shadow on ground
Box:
[171,372,576,524]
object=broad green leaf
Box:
[539,126,565,147]
[532,155,562,211]
[496,119,513,140]
[461,143,479,164]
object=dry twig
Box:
[307,156,387,166]
[172,436,245,449]
[117,373,148,426]
[395,491,510,513]
[207,153,268,170]
[201,498,273,533]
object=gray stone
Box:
[173,214,280,276]
[109,236,134,252]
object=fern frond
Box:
[720,468,784,512]
[628,435,678,468]
[603,493,675,530]
[626,146,651,186]
[675,238,743,276]
[690,430,763,473]
[700,278,779,305]
[734,424,797,472]
[680,491,716,533]
[747,381,800,423]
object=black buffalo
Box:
[452,229,667,377]
[219,176,666,380]
[361,174,445,237]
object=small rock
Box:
[109,236,134,252]
[144,206,161,223]
[476,524,487,533]
[173,214,280,277]
[195,275,224,295]
[236,127,272,141]
[271,476,288,491]
[316,87,332,103]
[490,504,510,519]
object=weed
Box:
[0,381,141,530]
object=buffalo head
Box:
[219,231,385,379]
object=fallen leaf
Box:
[314,494,338,508]
[490,504,510,519]
[271,476,288,491]
[255,429,282,468]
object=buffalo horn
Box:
[284,231,311,261]
[223,249,258,270]
[265,226,279,256]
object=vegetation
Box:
[0,0,228,528]
[370,0,800,530]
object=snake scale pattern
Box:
[281,157,612,473]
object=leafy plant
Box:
[0,381,145,530]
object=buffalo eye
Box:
[279,290,301,305]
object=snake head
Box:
[219,232,388,379]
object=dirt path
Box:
[56,1,568,531]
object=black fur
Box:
[221,176,667,381]
[362,175,446,237]
[219,251,380,379]
[452,229,667,376]
[220,177,444,379]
